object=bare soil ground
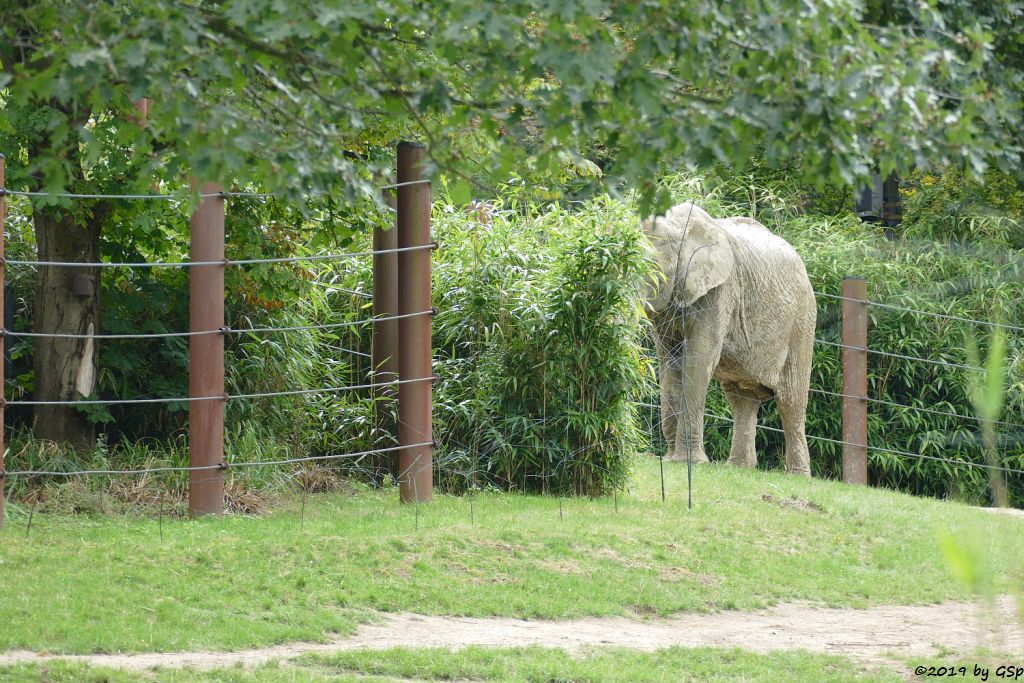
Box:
[2,597,1021,674]
[982,505,1024,519]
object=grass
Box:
[0,647,902,682]
[0,459,1021,657]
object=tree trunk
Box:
[31,205,107,450]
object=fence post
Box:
[0,153,5,528]
[189,184,226,515]
[373,187,399,476]
[396,142,432,503]
[841,276,868,485]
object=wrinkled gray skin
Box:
[643,203,815,475]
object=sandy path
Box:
[1,598,1020,673]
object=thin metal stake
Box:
[682,341,693,510]
[159,492,164,542]
[659,453,665,503]
[558,494,563,521]
[687,449,693,510]
[614,488,619,513]
[26,497,37,537]
[300,472,308,533]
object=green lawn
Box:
[0,460,1021,657]
[2,647,901,682]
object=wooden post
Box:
[189,184,226,515]
[841,276,868,485]
[0,153,6,528]
[396,142,432,503]
[373,187,399,476]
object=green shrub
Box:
[900,167,1024,249]
[431,197,654,495]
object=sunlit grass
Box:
[0,460,1020,655]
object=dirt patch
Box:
[2,598,1020,674]
[535,559,585,574]
[658,566,722,586]
[762,494,825,513]
[979,505,1024,519]
[475,539,524,554]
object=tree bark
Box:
[31,203,107,450]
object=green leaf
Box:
[449,179,473,206]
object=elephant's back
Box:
[721,217,803,261]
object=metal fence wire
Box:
[643,283,1024,482]
[0,167,1021,509]
[0,157,438,516]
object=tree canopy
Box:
[3,0,1022,210]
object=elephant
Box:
[642,202,815,475]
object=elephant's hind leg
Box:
[655,338,683,460]
[723,383,761,468]
[658,369,683,460]
[776,391,811,475]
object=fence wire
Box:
[0,190,270,200]
[814,291,1024,334]
[5,375,433,407]
[0,180,429,201]
[1,442,433,478]
[808,387,1024,430]
[813,338,985,372]
[701,412,1024,476]
[2,309,432,341]
[3,243,435,269]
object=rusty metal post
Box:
[189,184,226,515]
[841,276,868,485]
[0,153,6,528]
[396,142,432,503]
[373,187,399,474]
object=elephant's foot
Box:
[726,452,757,468]
[784,450,811,476]
[664,449,709,464]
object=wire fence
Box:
[700,412,1024,476]
[2,442,434,478]
[814,291,1024,334]
[5,285,1021,489]
[638,286,1024,485]
[0,179,429,201]
[0,167,439,515]
[2,242,436,269]
[2,169,1022,512]
[2,310,434,341]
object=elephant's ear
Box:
[668,207,735,308]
